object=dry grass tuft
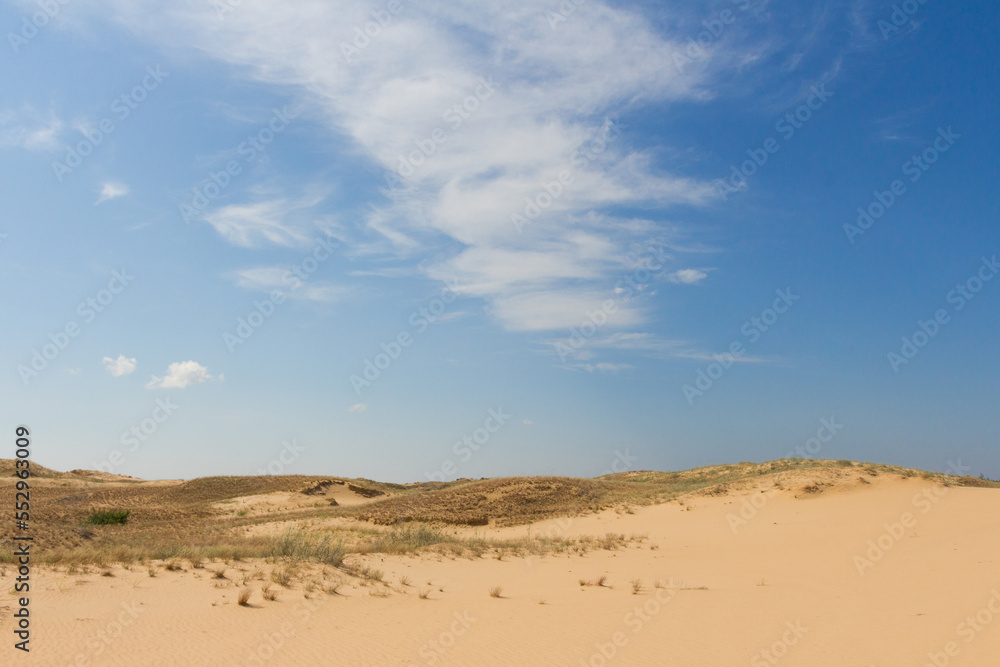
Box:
[238,587,252,606]
[270,567,293,588]
[489,586,503,598]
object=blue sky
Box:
[2,0,998,482]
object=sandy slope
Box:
[6,475,1000,666]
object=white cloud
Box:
[103,354,137,377]
[146,360,220,389]
[489,289,644,333]
[0,106,63,151]
[231,267,349,302]
[202,199,312,248]
[668,269,709,284]
[673,351,768,364]
[96,182,129,204]
[348,403,367,413]
[572,362,634,373]
[69,0,741,335]
[522,419,533,425]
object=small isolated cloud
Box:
[522,419,533,425]
[146,360,219,389]
[348,403,367,413]
[668,269,709,285]
[66,368,81,375]
[96,182,129,205]
[103,354,137,377]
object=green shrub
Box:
[86,509,131,525]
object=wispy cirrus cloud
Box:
[0,106,63,151]
[69,1,838,353]
[202,199,311,248]
[230,266,349,302]
[67,0,741,333]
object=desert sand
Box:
[2,463,1000,666]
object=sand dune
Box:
[3,463,999,666]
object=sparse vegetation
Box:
[489,586,503,598]
[631,579,643,595]
[2,458,996,568]
[270,567,293,588]
[238,587,252,606]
